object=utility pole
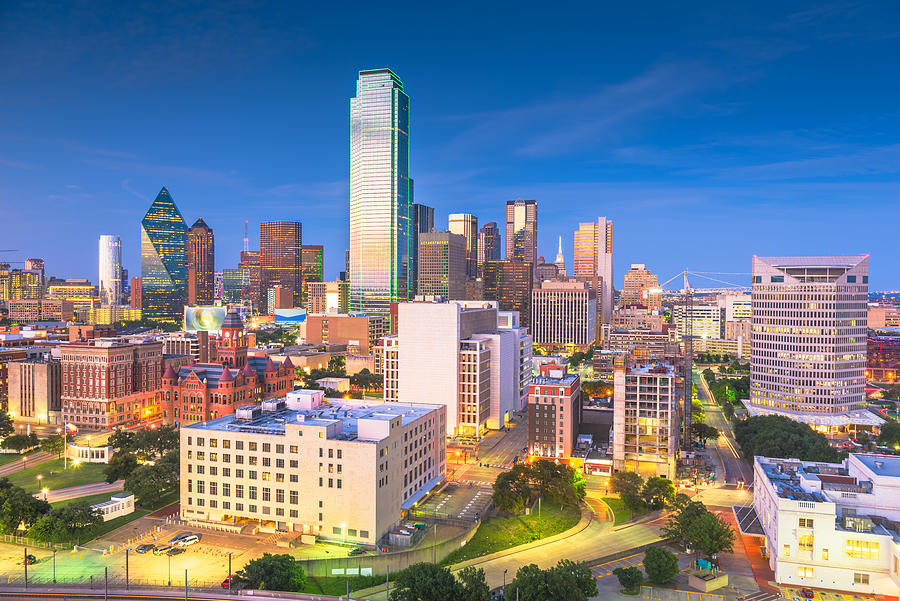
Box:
[23,547,27,590]
[125,548,129,589]
[228,553,232,593]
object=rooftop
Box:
[854,454,900,478]
[628,363,675,376]
[184,396,440,442]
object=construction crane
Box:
[243,221,249,253]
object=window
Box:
[290,491,298,504]
[290,445,298,453]
[771,275,784,283]
[209,439,217,448]
[799,535,814,552]
[248,442,257,451]
[236,441,244,450]
[276,459,284,468]
[209,467,217,476]
[846,540,879,560]
[223,440,231,449]
[276,489,284,503]
[847,275,857,283]
[360,530,369,539]
[262,488,271,502]
[822,549,829,560]
[290,474,298,483]
[249,457,258,466]
[262,443,271,453]
[799,517,814,529]
[262,472,271,481]
[290,460,298,468]
[262,457,271,467]
[249,486,258,500]
[332,527,342,535]
[276,444,284,454]
[236,485,244,498]
[854,573,869,585]
[798,567,813,579]
[249,470,257,479]
[783,544,791,557]
[289,510,298,518]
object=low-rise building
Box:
[739,454,900,597]
[179,390,446,544]
[303,313,384,356]
[868,335,900,384]
[613,362,678,478]
[527,364,582,460]
[604,327,676,360]
[7,357,62,425]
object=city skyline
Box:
[2,3,897,288]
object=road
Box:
[0,452,51,477]
[695,369,752,485]
[35,480,124,503]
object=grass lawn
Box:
[302,574,386,596]
[601,497,634,525]
[140,490,178,511]
[441,502,580,565]
[6,458,107,493]
[88,508,151,542]
[51,492,115,509]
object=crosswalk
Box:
[739,592,783,601]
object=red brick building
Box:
[159,307,294,425]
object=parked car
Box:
[348,547,366,556]
[166,547,185,556]
[167,532,192,544]
[135,544,155,554]
[152,545,172,555]
[800,588,815,599]
[221,575,237,589]
[176,534,200,547]
[24,554,37,565]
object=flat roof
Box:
[854,454,900,478]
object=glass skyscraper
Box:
[98,234,122,306]
[349,68,411,319]
[141,187,187,321]
[301,245,324,302]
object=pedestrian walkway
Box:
[739,592,783,601]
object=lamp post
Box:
[168,555,172,587]
[53,549,57,583]
[36,474,43,493]
[503,569,508,600]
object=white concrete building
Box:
[91,492,134,522]
[531,281,597,350]
[180,390,445,545]
[613,362,678,478]
[673,302,722,341]
[739,454,900,597]
[748,255,877,431]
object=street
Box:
[39,480,124,503]
[695,369,752,485]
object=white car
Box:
[176,535,200,547]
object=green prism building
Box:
[141,187,187,321]
[349,68,411,320]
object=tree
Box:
[878,420,900,449]
[508,564,547,601]
[237,553,306,591]
[456,566,490,601]
[553,559,597,599]
[610,471,645,512]
[691,422,719,446]
[689,511,735,559]
[123,450,179,505]
[492,467,531,514]
[643,546,679,584]
[389,562,461,601]
[108,429,136,452]
[27,501,102,543]
[0,479,51,533]
[40,434,65,458]
[734,415,843,462]
[104,452,140,483]
[0,433,38,451]
[0,410,13,437]
[663,495,709,549]
[508,561,596,601]
[641,477,675,510]
[613,566,644,594]
[132,425,178,459]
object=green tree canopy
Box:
[691,422,719,446]
[641,477,676,510]
[40,434,65,458]
[643,546,679,584]
[613,566,644,593]
[27,501,102,543]
[610,471,645,512]
[456,566,490,601]
[123,450,179,505]
[0,411,14,437]
[389,562,462,601]
[509,561,597,601]
[0,432,38,451]
[734,415,843,462]
[877,420,900,449]
[237,553,306,592]
[0,479,51,534]
[690,511,735,559]
[104,452,140,484]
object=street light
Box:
[503,569,508,600]
[42,488,48,502]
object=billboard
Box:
[273,308,307,325]
[184,306,227,332]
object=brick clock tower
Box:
[217,307,247,368]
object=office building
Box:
[301,245,324,303]
[267,286,294,312]
[869,305,900,328]
[130,277,141,309]
[349,69,411,319]
[222,268,251,304]
[505,199,537,266]
[867,336,899,383]
[749,255,875,430]
[90,306,141,325]
[98,235,123,306]
[448,213,478,279]
[553,237,567,277]
[410,203,434,295]
[25,258,45,289]
[477,221,502,277]
[605,328,676,361]
[613,307,666,331]
[4,269,42,300]
[239,250,263,311]
[141,187,188,321]
[186,219,215,306]
[260,222,303,311]
[673,302,722,341]
[417,232,467,299]
[60,337,165,430]
[621,264,660,310]
[613,362,678,478]
[527,364,581,459]
[593,349,629,382]
[385,299,530,436]
[531,281,596,350]
[534,259,560,282]
[8,358,62,425]
[483,260,534,328]
[303,313,384,356]
[307,281,350,314]
[161,331,214,364]
[573,217,613,324]
[8,299,75,323]
[743,454,900,597]
[46,281,97,312]
[179,391,446,543]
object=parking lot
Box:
[417,482,493,521]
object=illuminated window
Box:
[854,573,869,585]
[822,549,829,560]
[799,535,814,552]
[798,567,813,579]
[845,540,879,560]
[783,544,791,557]
[799,517,814,528]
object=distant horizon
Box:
[2,2,898,288]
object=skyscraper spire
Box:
[554,235,567,277]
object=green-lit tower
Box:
[141,187,188,321]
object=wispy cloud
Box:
[120,179,149,202]
[0,157,38,170]
[86,157,245,188]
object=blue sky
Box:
[2,1,899,289]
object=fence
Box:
[1,573,224,592]
[0,535,67,551]
[640,586,725,601]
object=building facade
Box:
[303,313,384,356]
[417,232,467,299]
[141,187,188,321]
[8,358,62,425]
[349,69,411,319]
[613,362,678,478]
[179,391,446,544]
[482,260,534,328]
[410,202,434,295]
[527,364,582,460]
[307,281,350,314]
[749,255,873,430]
[477,221,502,277]
[8,299,75,323]
[505,199,537,266]
[573,217,613,325]
[98,235,123,306]
[621,264,660,310]
[260,222,303,311]
[448,213,478,279]
[186,219,215,306]
[301,245,324,304]
[531,281,597,350]
[868,336,900,383]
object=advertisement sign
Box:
[184,306,227,332]
[273,308,306,325]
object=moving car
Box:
[135,544,155,554]
[166,547,185,556]
[24,554,37,565]
[176,534,200,547]
[348,547,366,556]
[152,545,172,555]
